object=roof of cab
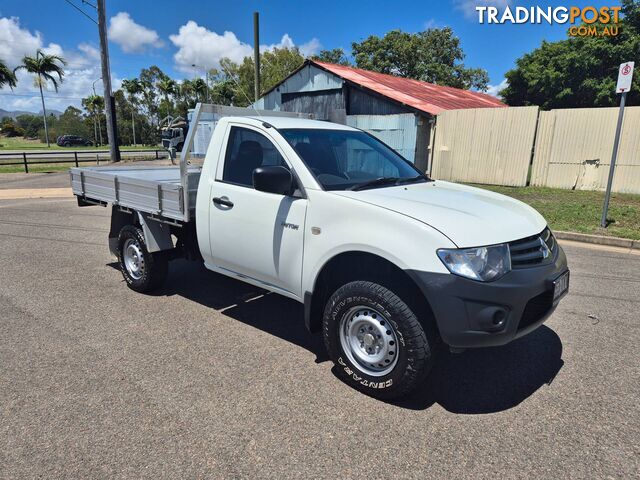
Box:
[224,115,357,131]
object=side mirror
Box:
[253,166,293,195]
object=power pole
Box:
[253,12,260,103]
[97,0,121,161]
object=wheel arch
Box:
[304,251,437,338]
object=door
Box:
[208,125,307,297]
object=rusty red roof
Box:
[311,60,506,115]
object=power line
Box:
[63,0,97,24]
[0,92,86,100]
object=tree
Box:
[82,94,105,146]
[15,114,42,138]
[14,49,66,146]
[311,48,351,66]
[351,28,488,90]
[57,106,90,139]
[122,78,142,144]
[502,0,640,109]
[0,59,17,89]
[221,47,305,106]
[157,76,177,118]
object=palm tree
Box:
[122,78,142,145]
[157,77,176,118]
[14,50,66,147]
[0,59,17,89]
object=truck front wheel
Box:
[323,281,433,399]
[117,225,168,293]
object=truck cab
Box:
[71,105,569,399]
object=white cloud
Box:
[454,0,512,19]
[0,16,49,67]
[0,16,118,114]
[423,18,440,29]
[486,78,508,97]
[170,21,321,72]
[299,38,321,57]
[108,12,163,54]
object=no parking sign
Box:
[616,62,634,93]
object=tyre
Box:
[117,225,168,293]
[323,281,433,399]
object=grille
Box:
[519,290,554,331]
[509,228,556,268]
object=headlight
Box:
[437,243,511,282]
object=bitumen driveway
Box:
[0,173,638,479]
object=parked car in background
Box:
[57,135,92,147]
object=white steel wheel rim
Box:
[123,238,145,280]
[339,306,399,377]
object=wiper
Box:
[396,175,428,185]
[348,177,400,191]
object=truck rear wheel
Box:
[323,281,433,399]
[117,225,168,293]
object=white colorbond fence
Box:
[430,105,640,194]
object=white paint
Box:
[195,115,547,301]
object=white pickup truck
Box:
[71,104,569,399]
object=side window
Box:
[222,126,288,187]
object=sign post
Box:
[601,62,634,228]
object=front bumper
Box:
[409,245,568,348]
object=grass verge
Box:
[0,136,158,151]
[472,184,640,241]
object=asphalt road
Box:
[1,173,638,479]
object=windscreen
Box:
[279,128,424,191]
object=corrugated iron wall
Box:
[531,107,640,193]
[347,114,418,162]
[431,106,539,186]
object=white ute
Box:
[71,104,569,399]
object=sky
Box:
[0,0,622,113]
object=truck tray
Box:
[70,165,201,222]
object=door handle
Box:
[213,196,234,208]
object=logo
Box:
[476,5,622,37]
[281,222,299,230]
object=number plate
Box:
[553,271,570,303]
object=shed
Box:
[254,60,505,172]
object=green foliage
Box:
[311,48,351,66]
[0,117,24,137]
[0,59,17,89]
[502,0,640,108]
[15,49,66,92]
[15,114,42,138]
[220,47,305,106]
[57,106,90,139]
[351,28,489,90]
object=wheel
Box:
[63,142,70,147]
[117,225,168,293]
[323,281,433,399]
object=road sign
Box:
[602,62,634,228]
[615,61,634,93]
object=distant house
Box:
[254,60,505,171]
